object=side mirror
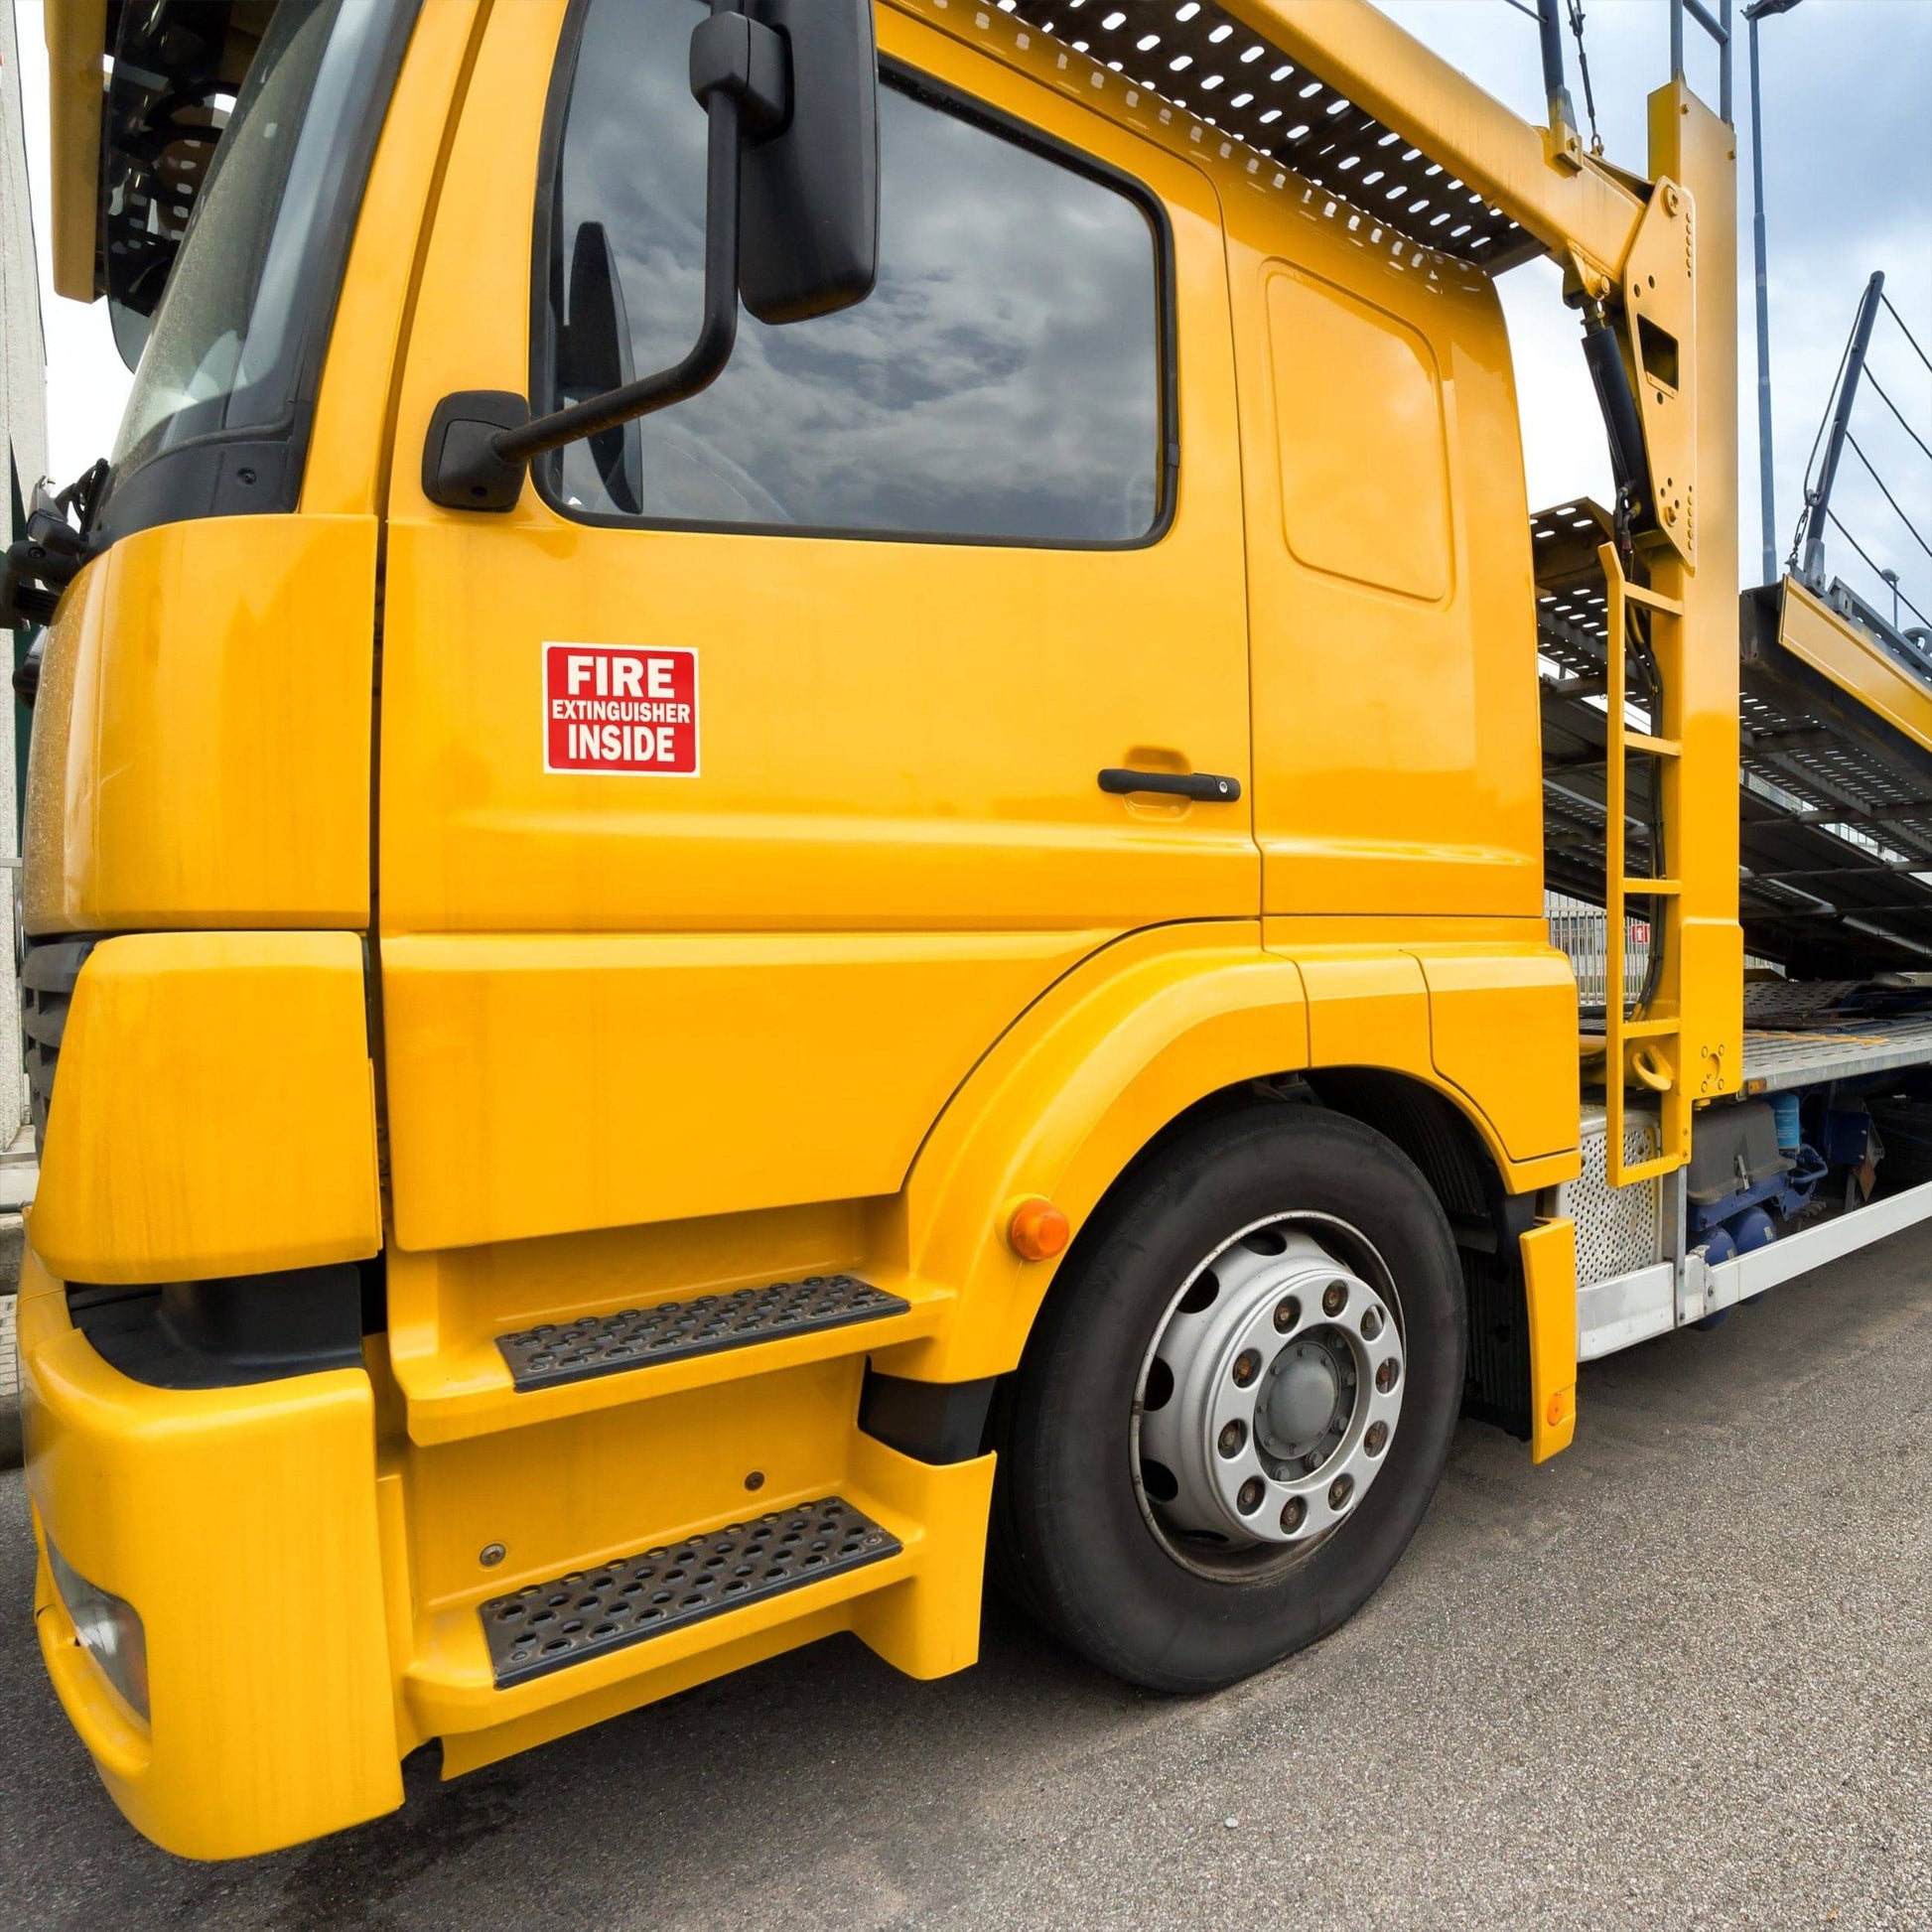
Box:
[424,0,881,512]
[739,0,879,326]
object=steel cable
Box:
[1844,432,1932,561]
[1880,292,1932,377]
[1566,1,1603,156]
[1826,509,1931,629]
[1865,369,1932,467]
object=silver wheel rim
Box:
[1132,1211,1407,1580]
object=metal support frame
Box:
[1671,0,1734,124]
[1800,271,1887,587]
[1747,14,1774,583]
[1582,1177,1932,1355]
[1741,1,1805,586]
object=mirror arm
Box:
[498,89,744,471]
[424,5,783,512]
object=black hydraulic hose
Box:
[1582,314,1649,518]
[1576,300,1671,1029]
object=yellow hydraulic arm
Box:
[1231,0,1647,283]
[1227,0,1744,1163]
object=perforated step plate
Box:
[496,1275,909,1391]
[481,1497,899,1687]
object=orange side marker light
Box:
[1006,1196,1069,1262]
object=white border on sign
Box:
[541,641,702,778]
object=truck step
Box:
[481,1497,898,1687]
[495,1274,908,1391]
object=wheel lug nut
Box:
[1273,1296,1301,1332]
[1302,1450,1321,1473]
[1376,1358,1400,1394]
[1236,1477,1265,1515]
[1322,1281,1347,1316]
[1231,1348,1261,1388]
[1328,1474,1354,1510]
[1218,1419,1248,1457]
[1365,1421,1389,1455]
[1361,1309,1383,1341]
[1280,1495,1306,1534]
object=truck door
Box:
[1225,222,1544,919]
[376,0,1254,1253]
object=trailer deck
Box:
[1537,501,1932,976]
[1741,1016,1932,1092]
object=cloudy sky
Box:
[15,0,1931,609]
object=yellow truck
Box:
[10,0,1932,1861]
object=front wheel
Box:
[994,1106,1465,1692]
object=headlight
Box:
[45,1536,150,1724]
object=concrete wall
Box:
[2,0,42,1461]
[0,0,42,1154]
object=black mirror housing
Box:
[739,0,880,326]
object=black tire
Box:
[993,1105,1464,1693]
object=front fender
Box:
[881,922,1580,1384]
[882,923,1300,1382]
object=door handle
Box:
[1098,767,1242,803]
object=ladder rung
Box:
[1624,732,1681,756]
[1620,878,1682,895]
[1609,1152,1685,1185]
[1612,1018,1679,1040]
[1621,584,1684,617]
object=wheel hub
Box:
[1136,1222,1405,1550]
[1258,1336,1351,1465]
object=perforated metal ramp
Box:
[496,1275,909,1391]
[480,1498,898,1687]
[994,0,1532,269]
[1535,503,1932,975]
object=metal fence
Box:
[1546,892,1652,1010]
[1548,891,1783,1011]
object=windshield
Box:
[108,0,408,484]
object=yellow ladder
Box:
[1598,542,1688,1186]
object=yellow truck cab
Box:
[13,0,1932,1862]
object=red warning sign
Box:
[544,643,698,775]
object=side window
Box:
[537,0,1167,545]
[1265,266,1451,602]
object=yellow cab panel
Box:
[376,0,1256,1247]
[1223,165,1545,918]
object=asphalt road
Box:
[5,1230,1930,1932]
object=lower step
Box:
[481,1497,900,1688]
[495,1274,909,1391]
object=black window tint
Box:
[539,0,1165,544]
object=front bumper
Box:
[18,1250,401,1859]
